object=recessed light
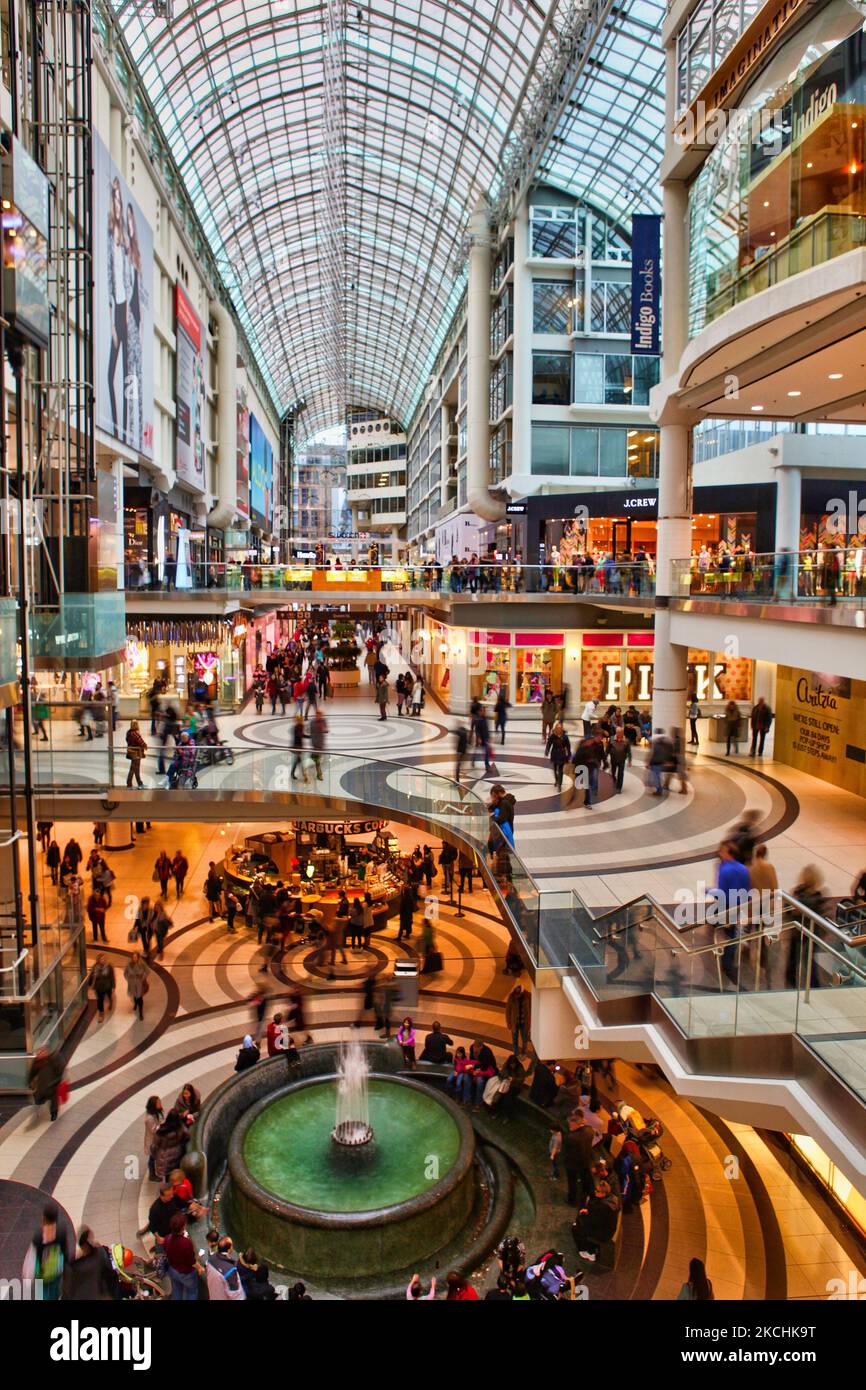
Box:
[806,161,813,169]
[787,390,801,397]
[828,372,844,380]
[763,200,770,207]
[751,405,764,412]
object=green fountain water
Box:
[243,1077,461,1213]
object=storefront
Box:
[579,633,754,708]
[467,630,565,706]
[774,668,866,798]
[523,484,775,567]
[122,616,246,710]
[123,486,207,589]
[222,820,414,933]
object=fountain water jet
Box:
[331,1033,374,1147]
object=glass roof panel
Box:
[115,0,665,435]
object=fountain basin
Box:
[226,1073,475,1278]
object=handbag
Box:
[127,925,139,942]
[56,1080,70,1107]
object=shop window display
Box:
[470,643,510,702]
[516,646,562,704]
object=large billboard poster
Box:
[249,412,273,529]
[94,135,154,457]
[236,385,250,520]
[175,284,207,493]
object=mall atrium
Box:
[0,0,864,1333]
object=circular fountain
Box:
[214,1042,478,1281]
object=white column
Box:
[207,300,238,532]
[774,464,801,593]
[466,199,504,522]
[652,177,692,736]
[510,202,533,481]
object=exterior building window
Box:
[491,237,514,291]
[531,424,571,476]
[590,280,630,333]
[533,280,573,333]
[457,464,467,507]
[490,286,514,353]
[489,422,512,483]
[531,424,659,478]
[490,354,513,421]
[675,0,766,113]
[457,411,467,456]
[590,216,631,263]
[530,206,578,259]
[573,352,659,405]
[532,351,571,405]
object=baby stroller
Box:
[614,1102,671,1180]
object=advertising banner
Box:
[236,385,250,520]
[775,667,866,797]
[630,213,661,356]
[94,135,154,457]
[249,412,273,530]
[175,284,206,493]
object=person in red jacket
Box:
[266,1012,286,1056]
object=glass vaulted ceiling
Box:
[116,0,666,439]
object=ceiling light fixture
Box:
[787,390,801,397]
[828,372,844,379]
[751,405,764,411]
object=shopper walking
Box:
[749,697,773,757]
[89,954,116,1019]
[28,1047,66,1124]
[454,722,469,782]
[607,727,631,793]
[204,861,223,920]
[540,688,557,745]
[46,838,61,885]
[86,887,109,944]
[724,700,741,756]
[545,721,572,791]
[154,850,172,898]
[505,982,531,1056]
[375,675,389,722]
[687,696,701,747]
[171,850,188,898]
[125,720,147,788]
[124,951,149,1020]
[495,687,509,746]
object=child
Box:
[549,1122,563,1179]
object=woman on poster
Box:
[107,177,130,441]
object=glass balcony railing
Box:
[671,552,866,608]
[124,560,657,599]
[562,886,866,1107]
[29,591,126,664]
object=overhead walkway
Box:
[14,739,866,1189]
